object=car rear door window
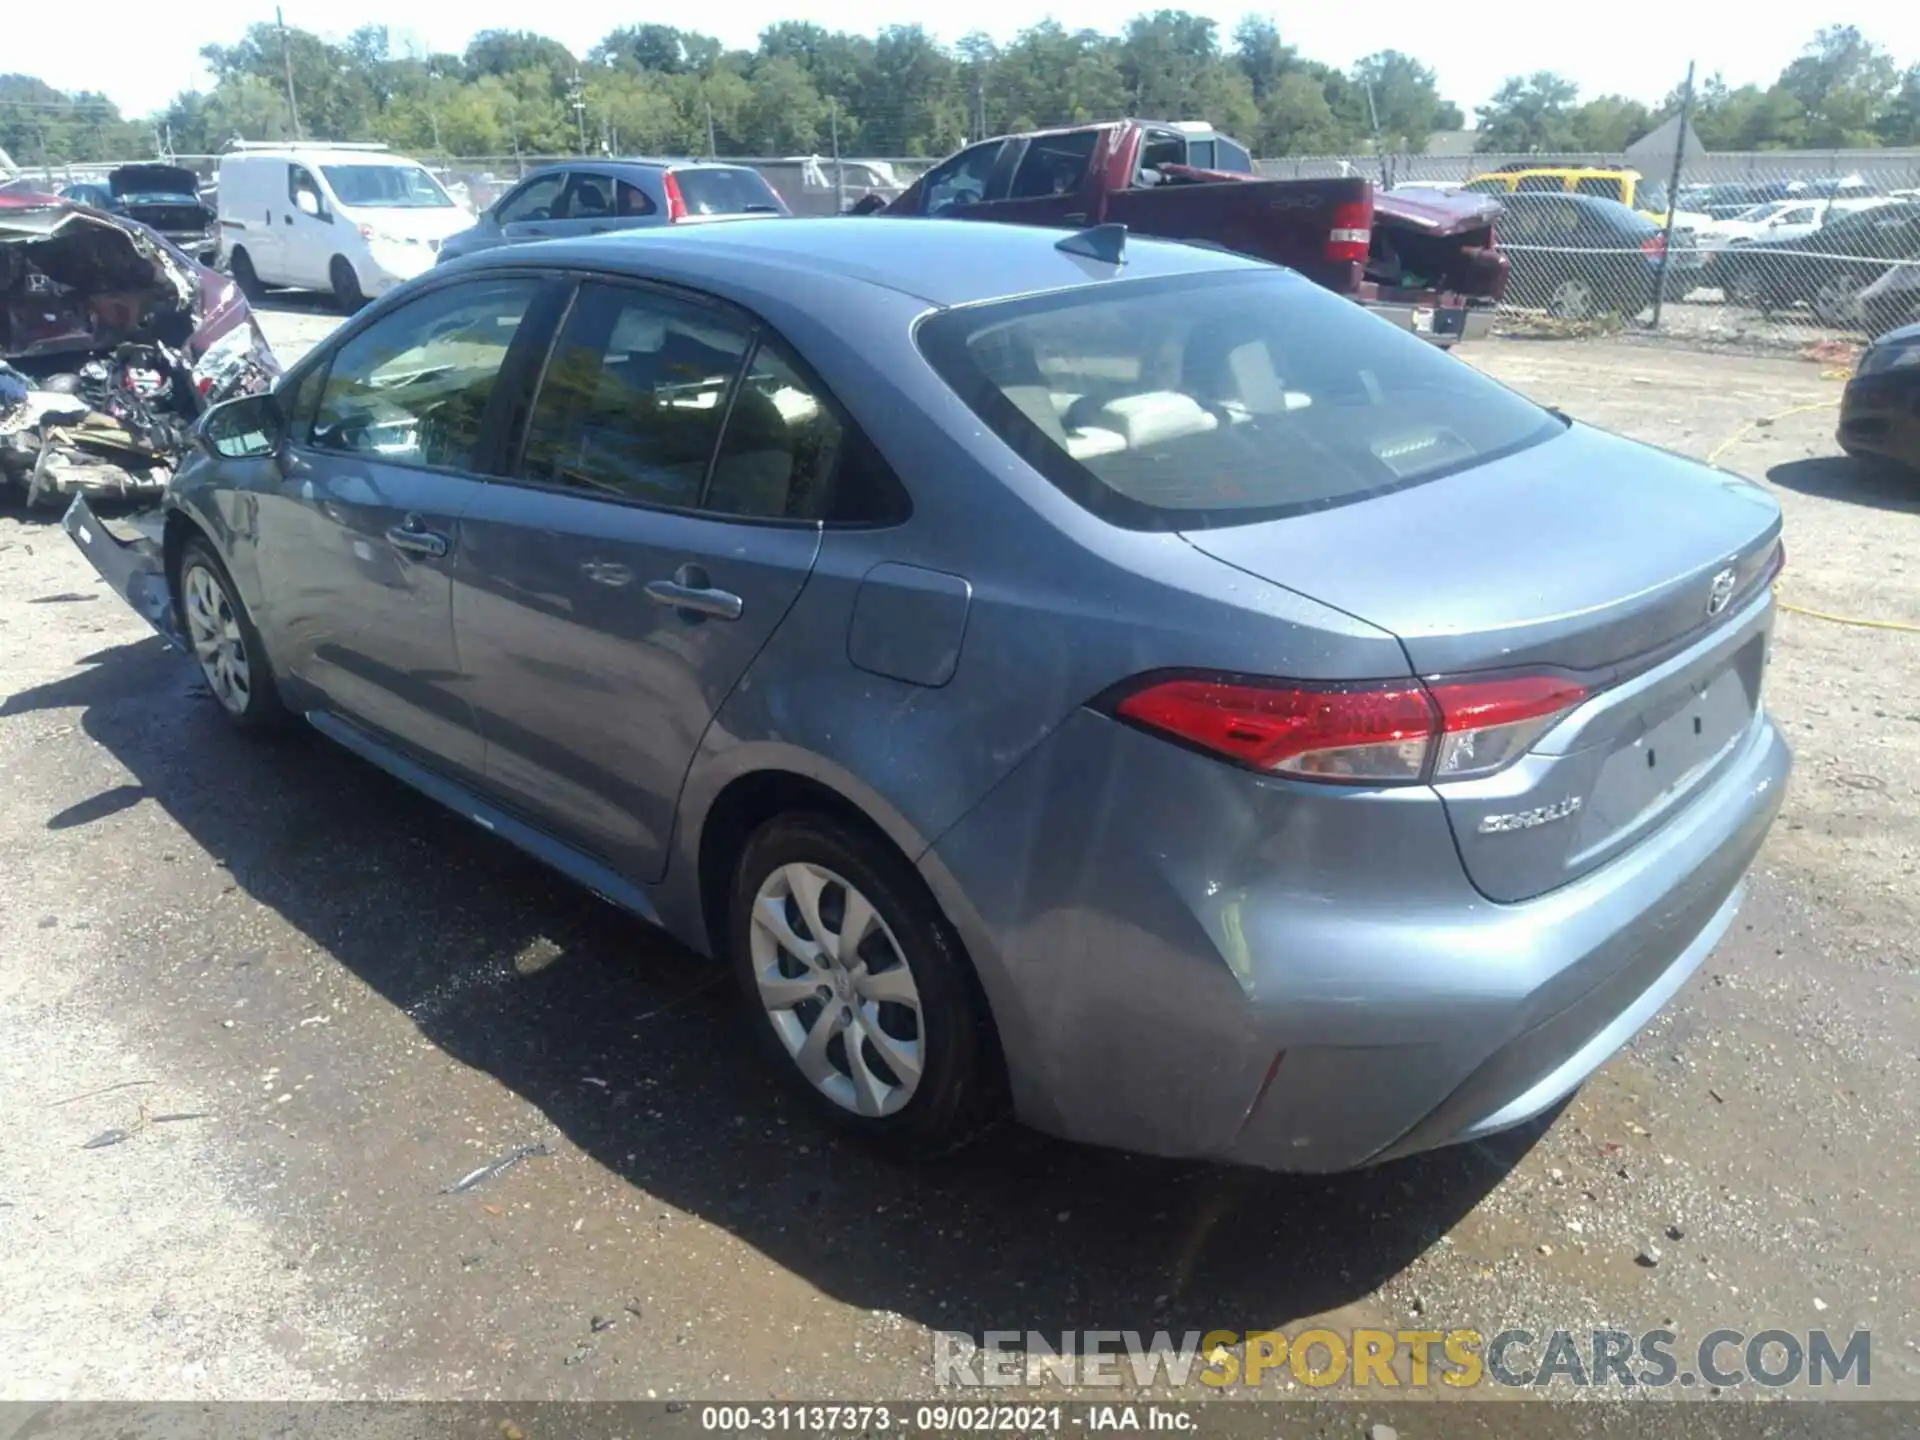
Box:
[562,172,615,220]
[917,268,1559,531]
[616,179,656,216]
[518,282,751,508]
[1215,137,1253,173]
[704,341,847,521]
[305,276,542,471]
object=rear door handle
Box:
[646,565,742,621]
[385,515,450,558]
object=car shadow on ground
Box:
[1768,455,1920,513]
[4,637,1543,1341]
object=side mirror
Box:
[199,391,285,460]
[294,189,322,219]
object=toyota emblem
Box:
[1707,568,1737,616]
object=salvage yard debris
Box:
[0,184,278,506]
[442,1141,552,1195]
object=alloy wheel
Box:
[748,861,924,1118]
[183,562,252,717]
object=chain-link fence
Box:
[14,142,1919,348]
[1270,148,1920,348]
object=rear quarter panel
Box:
[651,270,1410,952]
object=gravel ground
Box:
[0,309,1914,1403]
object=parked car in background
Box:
[1717,201,1920,325]
[1858,255,1920,337]
[63,217,1788,1173]
[1684,177,1879,221]
[862,119,1507,346]
[1697,197,1893,285]
[61,164,217,263]
[1464,166,1710,234]
[437,159,788,265]
[1493,191,1698,319]
[217,142,477,312]
[1837,320,1920,471]
[755,156,909,216]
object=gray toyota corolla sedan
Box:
[66,218,1790,1172]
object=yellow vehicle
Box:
[1463,166,1674,225]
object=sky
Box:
[12,1,1920,124]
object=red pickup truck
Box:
[856,119,1507,345]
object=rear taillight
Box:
[1640,232,1667,259]
[1326,199,1373,265]
[1111,672,1589,786]
[663,172,688,222]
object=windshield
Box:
[320,164,454,209]
[917,268,1561,532]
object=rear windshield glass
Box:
[674,168,786,215]
[917,269,1560,532]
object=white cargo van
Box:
[216,143,476,311]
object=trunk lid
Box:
[1184,422,1782,901]
[1104,174,1373,289]
[109,165,200,200]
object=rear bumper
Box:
[62,494,181,644]
[1364,300,1494,347]
[1838,375,1920,468]
[921,699,1789,1174]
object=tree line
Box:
[1,18,1914,167]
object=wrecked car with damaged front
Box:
[62,164,219,264]
[0,185,278,506]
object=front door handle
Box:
[385,515,450,558]
[646,564,742,621]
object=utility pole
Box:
[276,6,303,140]
[1650,60,1695,331]
[830,100,845,213]
[976,77,986,142]
[705,100,717,159]
[568,71,587,155]
[1363,80,1388,189]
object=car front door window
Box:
[308,276,543,472]
[921,143,1002,216]
[496,174,566,224]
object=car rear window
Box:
[916,269,1561,532]
[673,168,786,215]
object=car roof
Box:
[461,215,1266,307]
[514,158,766,179]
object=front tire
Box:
[728,814,1002,1157]
[228,246,262,299]
[330,257,367,314]
[176,536,286,732]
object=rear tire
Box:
[330,257,367,314]
[228,247,261,299]
[175,535,287,732]
[727,813,1003,1159]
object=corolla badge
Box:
[1707,567,1738,616]
[1478,796,1582,834]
